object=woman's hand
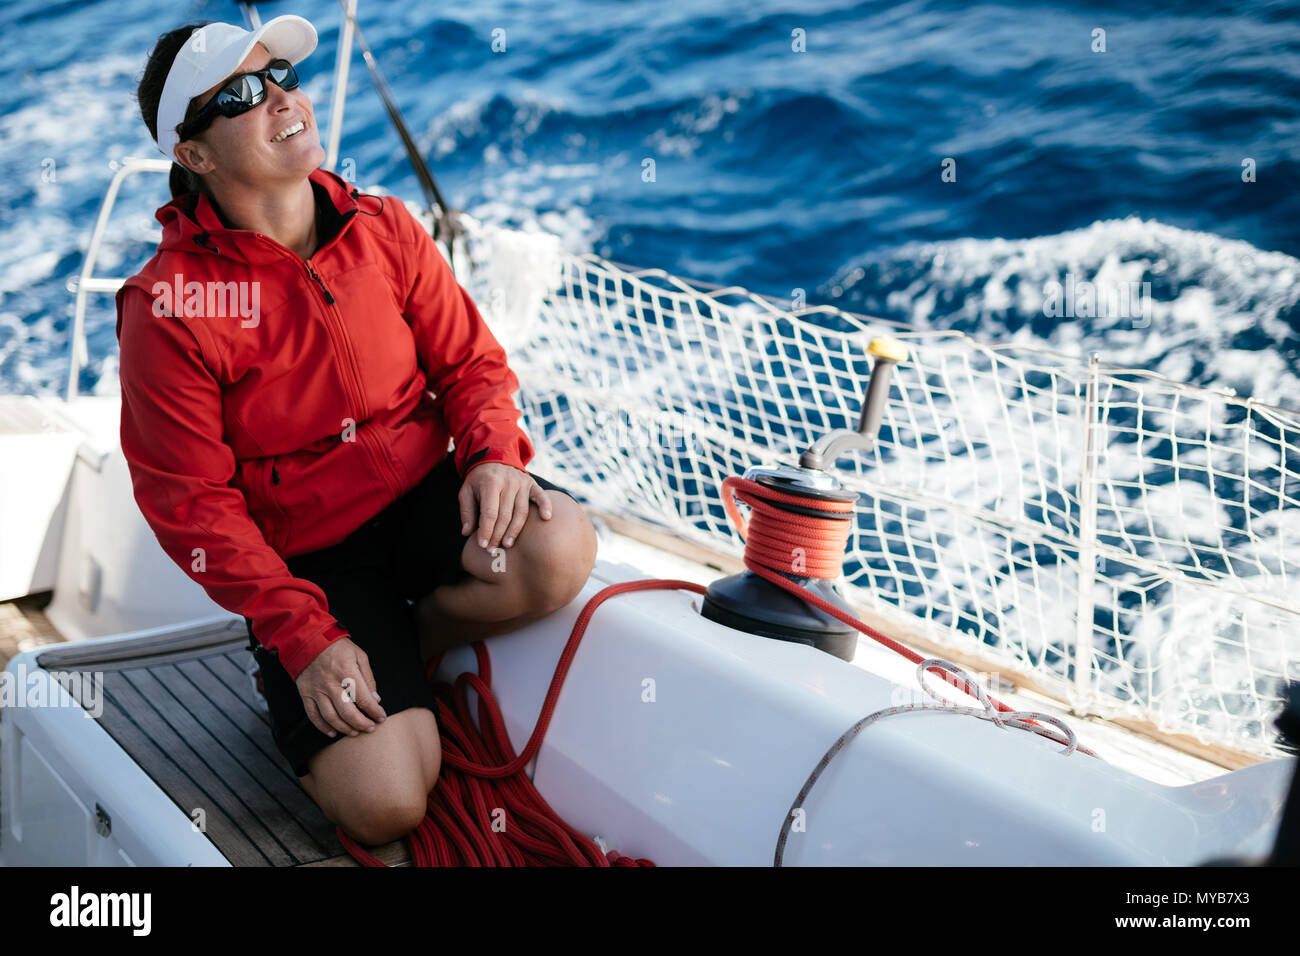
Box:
[459,462,552,550]
[294,637,387,738]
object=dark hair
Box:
[136,21,215,200]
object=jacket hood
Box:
[152,166,361,267]
[115,167,363,339]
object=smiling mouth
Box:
[271,121,306,143]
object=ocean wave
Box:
[825,217,1300,409]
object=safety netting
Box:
[457,216,1300,760]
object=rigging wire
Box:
[332,0,466,273]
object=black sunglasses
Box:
[177,58,301,142]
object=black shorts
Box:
[244,453,576,777]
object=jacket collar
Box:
[154,167,360,265]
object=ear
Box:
[173,140,213,175]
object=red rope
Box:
[337,474,1039,866]
[338,579,706,866]
[720,474,1033,718]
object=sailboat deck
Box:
[0,519,1240,868]
[8,612,410,866]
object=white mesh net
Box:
[457,216,1300,759]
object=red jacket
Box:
[115,168,534,680]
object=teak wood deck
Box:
[24,614,411,866]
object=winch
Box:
[701,337,909,660]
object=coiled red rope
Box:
[337,578,706,866]
[337,472,1083,866]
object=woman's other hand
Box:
[294,637,387,737]
[458,462,552,551]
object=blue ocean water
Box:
[1,0,1298,402]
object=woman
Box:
[118,15,598,847]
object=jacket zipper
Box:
[200,202,406,502]
[304,263,335,304]
[296,257,404,500]
[264,460,291,551]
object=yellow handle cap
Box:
[867,337,909,363]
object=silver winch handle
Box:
[799,337,909,472]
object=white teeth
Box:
[272,122,305,143]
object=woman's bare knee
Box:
[336,794,429,846]
[518,493,597,611]
[301,707,441,844]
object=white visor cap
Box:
[155,15,317,161]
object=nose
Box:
[266,78,295,110]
